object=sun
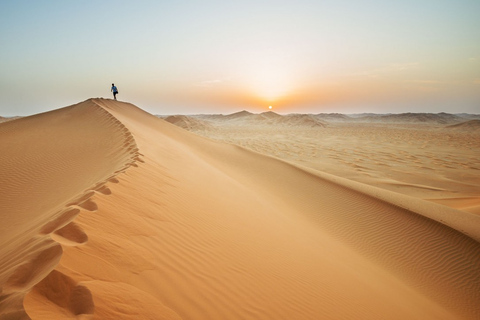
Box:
[269,106,272,110]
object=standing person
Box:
[111,83,118,100]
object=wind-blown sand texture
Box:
[1,99,480,319]
[166,111,480,214]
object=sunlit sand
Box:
[172,111,480,213]
[1,99,480,319]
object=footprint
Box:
[134,156,145,163]
[95,185,112,195]
[108,177,120,184]
[4,243,63,293]
[66,191,96,207]
[32,270,95,316]
[33,270,76,308]
[40,208,80,234]
[70,285,95,315]
[51,222,88,246]
[78,199,98,212]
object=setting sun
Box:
[269,106,272,109]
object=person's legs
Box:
[113,92,117,100]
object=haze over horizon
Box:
[1,0,479,117]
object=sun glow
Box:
[240,55,295,104]
[252,74,291,102]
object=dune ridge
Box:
[0,99,142,319]
[1,99,480,319]
[177,127,480,318]
[164,115,213,131]
[171,111,327,128]
[172,113,480,204]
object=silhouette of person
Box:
[111,83,118,100]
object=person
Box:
[111,83,118,100]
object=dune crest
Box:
[0,99,142,318]
[1,99,480,319]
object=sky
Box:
[1,0,479,116]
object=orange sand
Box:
[170,112,480,213]
[1,99,479,319]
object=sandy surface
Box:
[168,112,480,214]
[1,99,480,319]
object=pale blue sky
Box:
[1,0,479,116]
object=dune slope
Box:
[0,100,140,319]
[1,99,479,319]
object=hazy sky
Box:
[1,0,479,116]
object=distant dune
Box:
[446,119,480,131]
[259,110,282,119]
[160,111,479,128]
[278,114,326,127]
[455,113,480,120]
[315,113,352,122]
[223,110,253,119]
[351,112,465,124]
[165,111,327,128]
[1,100,480,319]
[164,115,213,131]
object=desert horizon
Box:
[1,98,479,319]
[162,108,480,207]
[1,0,479,319]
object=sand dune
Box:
[0,100,140,319]
[1,99,480,319]
[223,110,253,119]
[429,197,480,215]
[446,119,480,132]
[275,114,326,127]
[163,115,214,131]
[177,114,480,204]
[186,111,327,128]
[350,112,465,124]
[314,113,352,122]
